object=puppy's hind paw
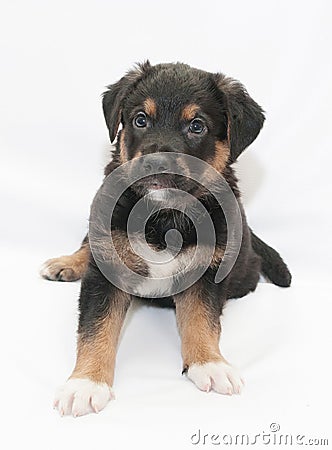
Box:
[40,256,83,282]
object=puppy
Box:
[41,61,291,417]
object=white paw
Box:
[187,361,244,395]
[54,378,114,417]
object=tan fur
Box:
[41,243,89,281]
[111,230,148,274]
[91,229,148,276]
[132,150,142,159]
[208,140,230,174]
[227,121,231,144]
[181,103,200,121]
[119,130,142,163]
[183,244,224,269]
[175,284,226,369]
[71,291,131,386]
[143,97,157,117]
[210,246,225,268]
[119,129,128,163]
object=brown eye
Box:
[189,119,205,134]
[134,112,147,128]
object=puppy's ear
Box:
[216,74,265,161]
[102,61,152,143]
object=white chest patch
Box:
[134,250,190,297]
[130,233,193,297]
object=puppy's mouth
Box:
[143,175,173,190]
[131,174,175,197]
[130,172,205,202]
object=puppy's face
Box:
[121,68,229,196]
[103,62,265,199]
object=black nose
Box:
[142,153,171,174]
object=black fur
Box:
[79,61,291,333]
[102,61,153,143]
[215,74,265,161]
[250,230,292,287]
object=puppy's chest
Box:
[111,199,221,297]
[146,212,196,246]
[132,238,193,298]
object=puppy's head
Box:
[102,61,264,198]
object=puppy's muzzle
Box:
[142,153,172,175]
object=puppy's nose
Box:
[142,153,171,174]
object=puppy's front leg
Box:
[54,263,131,417]
[175,281,244,395]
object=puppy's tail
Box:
[250,229,292,287]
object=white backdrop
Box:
[1,0,331,448]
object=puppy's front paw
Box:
[187,361,244,395]
[54,378,114,417]
[40,257,82,281]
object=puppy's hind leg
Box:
[40,235,90,282]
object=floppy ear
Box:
[102,61,152,143]
[216,74,265,161]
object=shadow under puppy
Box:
[41,61,291,417]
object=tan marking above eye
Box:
[143,98,157,117]
[181,103,200,121]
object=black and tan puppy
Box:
[41,62,291,417]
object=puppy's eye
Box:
[189,119,205,134]
[134,113,147,128]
